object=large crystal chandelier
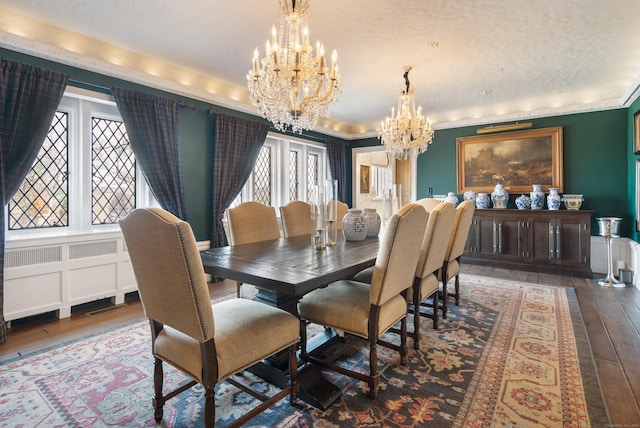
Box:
[247,0,341,134]
[379,66,434,160]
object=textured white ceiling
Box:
[1,0,640,138]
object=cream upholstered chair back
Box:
[414,200,456,279]
[369,203,428,306]
[415,197,442,212]
[119,208,214,343]
[334,200,349,230]
[279,200,315,237]
[226,201,280,245]
[445,200,475,263]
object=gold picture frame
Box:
[634,109,640,154]
[456,126,564,194]
[360,164,370,193]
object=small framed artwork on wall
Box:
[634,109,640,154]
[360,164,370,193]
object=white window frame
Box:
[6,87,157,242]
[233,132,327,210]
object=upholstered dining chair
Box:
[226,201,281,296]
[333,200,349,230]
[408,200,455,347]
[297,203,427,399]
[279,200,315,238]
[440,200,475,318]
[352,200,455,348]
[120,208,299,428]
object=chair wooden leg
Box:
[288,344,299,406]
[431,291,439,330]
[453,274,460,305]
[368,337,378,399]
[442,280,448,319]
[400,317,408,365]
[204,386,215,427]
[412,278,421,350]
[236,281,242,298]
[152,357,165,422]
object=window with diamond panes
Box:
[8,111,69,230]
[253,145,272,206]
[289,150,298,201]
[307,153,319,201]
[91,117,136,224]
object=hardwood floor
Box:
[1,269,639,426]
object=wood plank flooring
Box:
[1,268,639,426]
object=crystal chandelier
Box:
[247,0,341,134]
[379,66,434,160]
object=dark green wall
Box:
[350,109,630,236]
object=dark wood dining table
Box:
[200,234,380,315]
[199,234,380,409]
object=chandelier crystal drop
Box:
[379,66,434,160]
[247,0,341,134]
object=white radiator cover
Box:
[4,232,211,321]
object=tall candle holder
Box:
[311,185,326,250]
[325,179,338,246]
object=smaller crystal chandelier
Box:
[247,0,341,134]
[379,66,434,159]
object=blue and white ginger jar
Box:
[547,188,561,210]
[475,193,490,209]
[463,189,477,205]
[530,184,545,210]
[444,192,459,207]
[362,208,381,237]
[515,193,531,210]
[491,181,509,209]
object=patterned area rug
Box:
[0,274,609,427]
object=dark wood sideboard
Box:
[461,209,593,277]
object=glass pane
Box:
[9,111,69,229]
[289,150,298,201]
[253,145,272,206]
[91,117,136,224]
[307,153,318,202]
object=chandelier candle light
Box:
[247,0,341,133]
[379,66,434,159]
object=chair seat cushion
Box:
[155,298,299,382]
[352,266,374,284]
[298,280,407,338]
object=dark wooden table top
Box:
[200,235,380,297]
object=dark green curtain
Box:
[210,113,269,248]
[326,137,347,201]
[0,59,68,343]
[111,87,187,220]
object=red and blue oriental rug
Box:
[0,275,609,427]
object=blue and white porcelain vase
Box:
[547,188,561,210]
[463,189,477,205]
[530,184,545,210]
[475,193,490,209]
[362,208,381,237]
[491,181,509,209]
[444,192,459,207]
[515,193,531,210]
[342,208,367,241]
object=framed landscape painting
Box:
[456,126,564,194]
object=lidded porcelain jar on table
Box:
[362,208,381,237]
[475,193,490,209]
